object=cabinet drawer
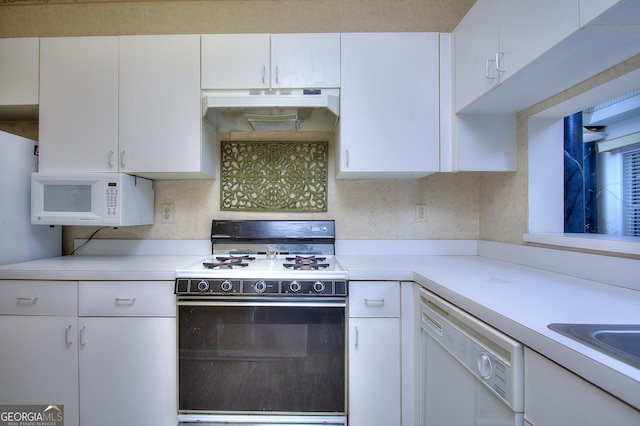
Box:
[348,281,400,317]
[79,281,175,317]
[0,280,77,316]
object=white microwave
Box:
[31,173,154,227]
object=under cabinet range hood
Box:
[202,88,340,132]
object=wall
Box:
[1,0,491,253]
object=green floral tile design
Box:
[220,141,328,212]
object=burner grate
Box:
[203,255,255,270]
[284,255,329,270]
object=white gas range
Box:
[174,220,348,426]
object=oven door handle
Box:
[177,299,346,308]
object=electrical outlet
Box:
[415,204,426,223]
[161,203,174,223]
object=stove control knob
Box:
[220,280,233,292]
[254,280,267,293]
[289,280,301,293]
[313,281,326,293]
[197,280,210,292]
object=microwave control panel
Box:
[106,183,118,216]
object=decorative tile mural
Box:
[220,141,328,212]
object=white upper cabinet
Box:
[498,1,577,83]
[201,34,271,89]
[39,35,215,178]
[119,35,214,179]
[337,32,440,178]
[453,0,500,113]
[39,37,119,173]
[201,33,340,89]
[270,33,340,88]
[0,38,39,119]
[454,0,640,114]
[454,0,577,113]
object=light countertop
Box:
[1,250,639,410]
[339,254,640,411]
[0,255,204,281]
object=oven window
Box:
[178,304,345,413]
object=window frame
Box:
[525,67,640,256]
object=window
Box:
[563,90,640,237]
[527,67,640,255]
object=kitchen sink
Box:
[548,323,640,369]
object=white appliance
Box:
[174,220,348,426]
[0,131,61,266]
[418,287,525,426]
[202,88,340,132]
[31,172,154,227]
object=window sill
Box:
[523,233,640,257]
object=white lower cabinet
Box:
[348,281,401,426]
[0,280,177,426]
[78,317,176,426]
[524,347,640,425]
[78,281,177,426]
[0,280,79,425]
[0,316,79,419]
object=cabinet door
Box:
[454,0,499,112]
[119,35,203,175]
[0,316,79,426]
[271,33,340,88]
[79,317,177,426]
[348,317,401,426]
[0,38,39,108]
[338,32,440,178]
[39,37,119,173]
[524,348,640,425]
[499,0,578,83]
[201,34,270,89]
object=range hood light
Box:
[245,113,298,132]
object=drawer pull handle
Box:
[65,325,73,345]
[364,298,385,306]
[16,296,38,304]
[115,297,136,304]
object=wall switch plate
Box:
[415,204,426,223]
[161,203,174,223]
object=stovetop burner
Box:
[203,255,256,269]
[284,255,329,270]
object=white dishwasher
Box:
[418,288,524,426]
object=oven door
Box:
[177,298,346,424]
